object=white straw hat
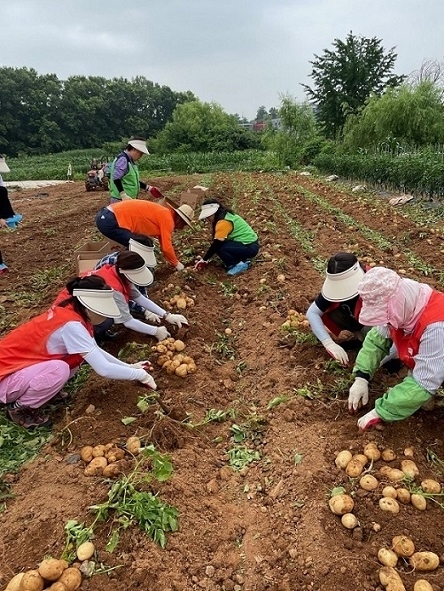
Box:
[119,263,154,286]
[129,238,157,267]
[321,262,365,302]
[128,139,149,155]
[73,288,120,318]
[0,157,10,174]
[174,204,194,226]
[198,202,219,220]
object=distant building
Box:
[239,117,282,132]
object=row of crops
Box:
[314,151,444,198]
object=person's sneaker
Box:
[7,402,51,429]
[227,261,250,276]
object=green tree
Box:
[155,101,259,153]
[302,32,405,138]
[342,81,444,150]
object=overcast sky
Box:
[1,0,442,120]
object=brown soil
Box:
[1,173,444,591]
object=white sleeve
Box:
[123,317,158,336]
[83,345,146,380]
[53,322,98,355]
[112,291,133,324]
[133,293,165,317]
[306,302,330,343]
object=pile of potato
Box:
[281,309,310,330]
[332,443,443,522]
[161,290,195,311]
[5,559,82,591]
[152,338,196,377]
[80,436,142,478]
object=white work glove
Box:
[132,360,154,372]
[348,377,369,414]
[155,326,171,341]
[175,262,185,272]
[165,313,189,328]
[119,191,131,201]
[138,370,157,390]
[144,310,161,324]
[357,409,381,431]
[321,337,349,366]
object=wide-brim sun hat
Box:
[129,238,157,267]
[128,139,149,155]
[119,264,154,287]
[198,202,220,220]
[321,262,365,302]
[73,288,120,318]
[174,204,194,226]
[0,157,10,173]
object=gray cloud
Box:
[2,0,442,119]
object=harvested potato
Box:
[386,469,405,482]
[156,344,168,354]
[345,458,365,478]
[360,474,379,491]
[409,552,440,572]
[328,494,354,515]
[19,570,44,591]
[187,362,197,374]
[105,447,125,462]
[396,488,411,504]
[92,445,106,458]
[38,558,66,581]
[335,450,352,469]
[341,513,358,529]
[378,548,398,567]
[157,354,170,366]
[48,583,68,591]
[392,535,415,557]
[401,460,419,478]
[379,465,393,477]
[126,436,141,455]
[404,447,415,458]
[175,364,188,377]
[382,448,397,461]
[411,494,427,511]
[413,580,434,591]
[353,454,369,466]
[379,497,400,513]
[79,446,93,463]
[421,479,441,494]
[84,456,107,476]
[103,462,121,478]
[172,353,184,364]
[57,567,82,590]
[5,573,24,591]
[382,486,398,499]
[379,566,406,591]
[76,541,95,561]
[174,340,186,352]
[176,297,187,310]
[364,443,381,461]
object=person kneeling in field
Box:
[0,276,157,429]
[78,250,189,340]
[348,266,444,430]
[306,252,398,368]
[194,199,259,276]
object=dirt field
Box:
[1,173,444,591]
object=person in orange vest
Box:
[95,200,194,271]
[348,267,444,430]
[0,275,157,429]
[55,251,189,341]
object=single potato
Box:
[57,567,82,590]
[18,570,44,591]
[400,459,419,478]
[334,450,352,469]
[341,513,358,529]
[379,566,406,591]
[411,494,427,511]
[413,580,434,591]
[409,552,440,572]
[329,494,354,515]
[4,573,24,591]
[359,474,379,491]
[76,541,95,561]
[378,548,398,567]
[421,479,441,494]
[379,497,400,514]
[84,456,107,476]
[392,535,415,557]
[38,558,66,581]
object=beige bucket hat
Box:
[129,238,157,267]
[173,204,194,226]
[128,138,149,155]
[321,262,365,302]
[0,157,10,174]
[73,288,120,318]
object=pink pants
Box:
[0,360,71,408]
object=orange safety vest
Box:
[0,305,93,380]
[389,290,444,370]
